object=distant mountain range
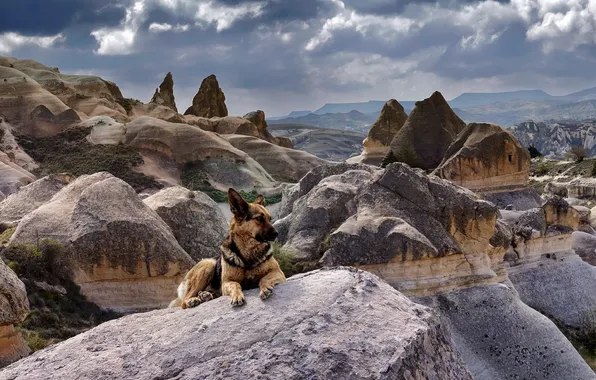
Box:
[269,87,596,131]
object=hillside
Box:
[268,110,377,133]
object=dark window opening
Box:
[508,154,513,163]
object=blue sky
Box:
[1,0,596,116]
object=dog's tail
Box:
[172,258,218,309]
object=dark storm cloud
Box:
[0,0,125,35]
[341,0,509,15]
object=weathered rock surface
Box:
[0,152,35,198]
[222,135,329,182]
[275,163,508,296]
[504,197,596,329]
[143,187,228,261]
[184,74,228,118]
[0,173,73,224]
[8,172,194,312]
[0,118,37,171]
[0,260,30,368]
[0,268,474,380]
[483,188,542,211]
[149,72,177,112]
[88,116,277,190]
[418,284,596,380]
[572,231,596,265]
[358,99,408,165]
[434,123,531,194]
[389,91,466,171]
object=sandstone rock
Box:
[389,91,466,171]
[359,99,408,165]
[505,197,596,329]
[417,284,596,380]
[0,152,35,198]
[0,173,73,224]
[0,268,473,380]
[184,74,228,118]
[8,172,195,312]
[121,116,277,190]
[0,118,37,171]
[243,110,274,141]
[276,163,508,296]
[143,187,228,261]
[0,66,72,133]
[483,188,542,211]
[572,231,596,265]
[0,260,30,368]
[545,181,568,197]
[222,135,329,182]
[85,116,126,145]
[434,123,531,195]
[566,177,596,199]
[212,116,259,137]
[149,72,177,112]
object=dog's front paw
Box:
[259,288,272,300]
[185,297,203,308]
[230,293,245,307]
[197,291,214,303]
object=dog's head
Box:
[227,188,278,243]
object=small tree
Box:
[527,145,542,158]
[566,145,588,163]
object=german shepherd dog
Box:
[170,188,286,308]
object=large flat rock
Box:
[0,268,473,380]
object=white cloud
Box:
[91,0,146,55]
[194,1,265,32]
[148,23,190,33]
[0,32,64,54]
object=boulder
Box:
[212,116,259,137]
[0,260,30,367]
[183,74,228,118]
[389,91,466,171]
[483,188,542,211]
[572,231,596,265]
[149,72,177,112]
[143,187,228,261]
[243,110,274,141]
[221,135,329,182]
[434,123,531,194]
[505,197,596,329]
[8,172,195,312]
[359,99,408,165]
[417,284,596,380]
[0,173,73,224]
[0,268,474,380]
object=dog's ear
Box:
[228,188,249,218]
[253,194,265,205]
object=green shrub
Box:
[2,240,121,351]
[536,161,549,176]
[115,98,142,113]
[16,127,162,192]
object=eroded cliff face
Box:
[0,260,30,368]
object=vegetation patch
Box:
[16,126,162,192]
[181,162,282,205]
[115,98,142,113]
[270,242,320,278]
[2,240,121,352]
[530,157,596,178]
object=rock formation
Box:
[0,152,35,198]
[149,72,177,112]
[0,260,30,367]
[8,172,195,312]
[433,122,541,210]
[572,231,596,265]
[504,196,596,330]
[183,74,228,118]
[143,187,228,261]
[0,268,474,380]
[0,117,37,171]
[275,163,596,379]
[222,135,328,182]
[389,91,466,171]
[351,99,408,165]
[0,174,73,225]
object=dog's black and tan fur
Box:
[170,188,286,308]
